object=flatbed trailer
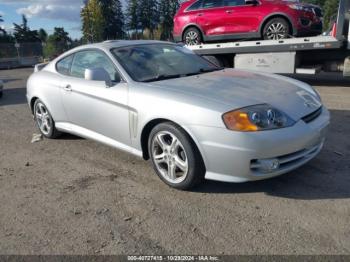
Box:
[187,0,350,77]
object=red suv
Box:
[173,0,323,45]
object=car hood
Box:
[148,69,322,121]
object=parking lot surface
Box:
[0,68,349,255]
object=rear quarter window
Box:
[187,0,202,11]
[56,55,74,76]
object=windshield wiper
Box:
[142,74,182,82]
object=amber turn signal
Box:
[222,110,258,132]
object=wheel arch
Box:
[181,24,205,42]
[259,13,296,37]
[30,96,39,114]
[140,118,207,172]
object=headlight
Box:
[288,4,312,12]
[222,104,295,132]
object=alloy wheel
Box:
[266,23,288,40]
[35,102,52,136]
[151,131,189,184]
[185,31,200,46]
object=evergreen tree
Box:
[13,15,40,43]
[126,0,140,35]
[38,28,48,42]
[323,0,339,29]
[139,0,159,37]
[159,0,180,40]
[99,0,125,40]
[0,14,5,34]
[44,27,72,59]
[81,0,105,43]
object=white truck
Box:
[188,0,350,78]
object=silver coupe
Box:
[26,40,330,190]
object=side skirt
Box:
[55,122,143,158]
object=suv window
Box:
[56,55,73,76]
[203,0,223,9]
[223,0,245,6]
[187,0,202,11]
[70,50,120,82]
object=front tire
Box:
[34,99,61,139]
[183,27,202,46]
[263,18,290,40]
[148,122,205,190]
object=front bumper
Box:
[186,106,330,183]
[296,19,323,36]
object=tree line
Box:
[81,0,180,43]
[0,14,78,59]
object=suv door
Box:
[196,0,227,37]
[222,0,262,35]
[60,49,131,147]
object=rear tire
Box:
[183,27,202,46]
[148,122,205,190]
[263,18,290,40]
[34,99,61,139]
[0,91,2,98]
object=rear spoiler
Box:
[34,62,49,72]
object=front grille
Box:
[313,7,323,17]
[302,107,322,123]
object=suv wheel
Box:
[148,122,205,190]
[183,27,202,46]
[263,18,290,40]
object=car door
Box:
[196,0,227,36]
[222,0,262,35]
[61,49,131,147]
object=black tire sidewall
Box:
[263,18,290,40]
[148,122,204,190]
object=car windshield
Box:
[111,44,221,82]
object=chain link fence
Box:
[0,42,43,69]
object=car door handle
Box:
[197,13,204,17]
[226,10,233,14]
[63,85,72,92]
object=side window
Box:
[203,0,223,9]
[70,50,120,82]
[223,0,245,7]
[187,0,202,11]
[56,55,73,76]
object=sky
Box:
[0,0,124,39]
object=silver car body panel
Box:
[26,40,330,183]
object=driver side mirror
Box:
[246,0,259,6]
[85,68,112,87]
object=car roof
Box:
[72,40,174,52]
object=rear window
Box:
[203,0,223,9]
[187,0,202,11]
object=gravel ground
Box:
[0,68,349,255]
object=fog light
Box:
[258,159,280,172]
